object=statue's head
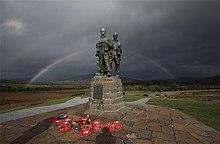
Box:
[113,32,118,40]
[101,28,106,36]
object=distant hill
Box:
[175,75,220,84]
[1,75,219,85]
[53,74,93,86]
[0,78,30,83]
[120,77,144,82]
[62,74,94,81]
[55,75,219,86]
[54,74,144,86]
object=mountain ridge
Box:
[1,75,219,85]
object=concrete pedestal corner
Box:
[84,76,131,121]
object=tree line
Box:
[122,80,220,91]
[0,84,88,92]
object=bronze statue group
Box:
[96,28,122,77]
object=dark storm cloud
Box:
[1,0,219,81]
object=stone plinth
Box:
[85,76,131,121]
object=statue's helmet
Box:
[101,28,106,35]
[113,32,118,40]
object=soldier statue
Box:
[109,32,122,76]
[96,28,112,77]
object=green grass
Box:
[126,90,159,94]
[123,95,144,102]
[147,98,220,131]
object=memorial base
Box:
[84,76,131,121]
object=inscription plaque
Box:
[93,84,103,99]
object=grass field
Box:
[147,98,220,131]
[0,89,89,112]
[168,90,220,102]
[123,95,145,102]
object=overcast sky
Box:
[0,0,219,81]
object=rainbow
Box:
[125,51,175,79]
[29,50,85,83]
[29,50,174,84]
[138,53,175,79]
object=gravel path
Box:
[125,98,151,106]
[0,97,151,123]
[0,97,89,123]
